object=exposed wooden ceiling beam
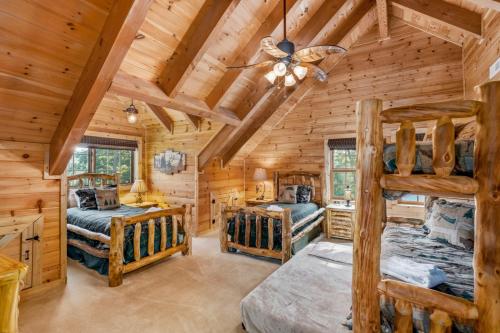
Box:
[468,0,500,11]
[376,0,390,39]
[158,0,239,97]
[204,0,296,110]
[391,0,482,38]
[48,0,153,175]
[145,104,174,133]
[109,72,241,126]
[221,3,378,166]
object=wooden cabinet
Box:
[326,204,355,240]
[245,198,274,207]
[0,254,27,333]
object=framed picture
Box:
[154,150,186,174]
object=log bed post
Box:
[109,216,124,287]
[353,99,384,332]
[219,203,228,252]
[475,81,500,332]
[182,204,192,255]
[281,208,292,263]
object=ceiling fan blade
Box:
[301,63,328,82]
[226,60,275,70]
[261,36,288,58]
[293,45,346,63]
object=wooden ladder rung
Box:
[380,174,478,198]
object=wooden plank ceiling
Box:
[0,0,493,174]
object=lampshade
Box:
[264,71,277,84]
[253,168,268,181]
[284,73,296,87]
[130,179,147,193]
[273,62,287,77]
[293,65,308,80]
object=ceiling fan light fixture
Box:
[273,62,287,77]
[284,73,296,87]
[264,71,277,84]
[293,65,308,80]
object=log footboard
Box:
[108,205,192,287]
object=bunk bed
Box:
[219,172,325,263]
[66,173,192,287]
[353,81,499,332]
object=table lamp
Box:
[253,168,268,200]
[130,179,147,204]
[344,185,353,207]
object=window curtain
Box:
[327,138,356,150]
[79,136,138,150]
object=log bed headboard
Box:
[273,171,322,205]
[67,173,120,193]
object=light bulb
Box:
[273,62,287,77]
[293,65,308,80]
[264,71,277,84]
[127,112,138,124]
[284,73,296,87]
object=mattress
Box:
[241,242,352,333]
[67,205,183,275]
[227,202,324,253]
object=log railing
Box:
[378,279,478,333]
[219,206,294,263]
[108,205,191,287]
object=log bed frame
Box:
[219,171,324,263]
[353,81,499,332]
[67,173,192,287]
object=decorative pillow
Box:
[94,188,120,211]
[427,199,475,250]
[75,189,98,210]
[296,185,312,203]
[278,185,298,204]
[67,189,79,208]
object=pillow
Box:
[296,185,312,203]
[278,185,298,204]
[427,199,475,250]
[68,189,79,208]
[94,188,120,210]
[75,189,98,210]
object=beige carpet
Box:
[19,232,278,333]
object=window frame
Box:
[330,148,357,199]
[67,146,136,185]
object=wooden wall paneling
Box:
[49,0,154,175]
[463,11,500,99]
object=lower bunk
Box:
[67,204,192,287]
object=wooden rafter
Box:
[48,0,153,175]
[108,72,241,126]
[376,0,390,39]
[391,0,482,38]
[198,0,355,170]
[217,1,378,168]
[468,0,500,11]
[145,104,174,133]
[205,0,297,110]
[157,0,238,129]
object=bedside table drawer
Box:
[326,207,355,240]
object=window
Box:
[331,149,357,198]
[398,193,425,205]
[67,146,135,185]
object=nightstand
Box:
[245,198,274,207]
[326,203,356,240]
[127,201,159,209]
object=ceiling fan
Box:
[227,0,346,87]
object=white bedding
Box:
[241,242,352,333]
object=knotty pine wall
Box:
[145,121,245,234]
[0,141,63,285]
[243,22,465,220]
[463,11,500,100]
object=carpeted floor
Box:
[19,232,279,333]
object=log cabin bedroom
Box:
[0,0,498,332]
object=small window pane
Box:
[67,147,89,176]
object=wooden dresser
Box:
[0,254,27,333]
[326,204,356,240]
